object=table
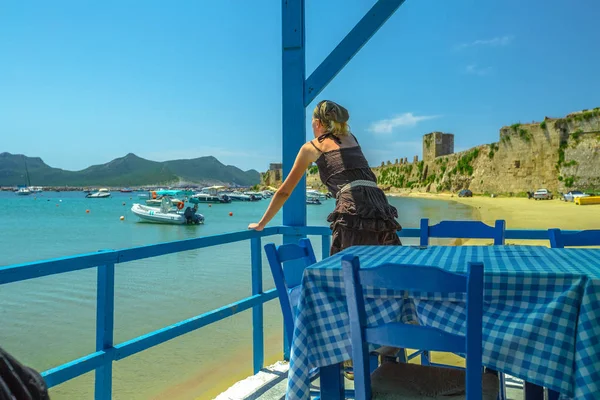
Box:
[286,245,600,400]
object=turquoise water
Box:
[0,191,475,399]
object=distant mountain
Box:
[164,156,260,187]
[0,152,260,187]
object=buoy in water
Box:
[229,212,233,216]
[120,216,125,221]
[86,209,90,213]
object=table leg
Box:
[319,363,343,400]
[524,382,544,400]
[547,389,560,400]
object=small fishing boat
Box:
[190,186,232,204]
[227,191,253,201]
[244,191,264,200]
[15,186,32,196]
[86,188,111,198]
[306,196,321,205]
[145,197,185,207]
[307,189,327,200]
[131,199,204,225]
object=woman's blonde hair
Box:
[313,100,350,137]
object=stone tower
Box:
[423,132,454,162]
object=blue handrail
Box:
[0,225,578,399]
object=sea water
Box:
[0,191,475,399]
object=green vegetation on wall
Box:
[564,176,576,188]
[556,139,568,171]
[456,148,480,175]
[424,136,432,149]
[488,143,499,159]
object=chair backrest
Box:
[342,255,484,400]
[264,238,316,343]
[420,218,506,246]
[548,228,600,248]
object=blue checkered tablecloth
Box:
[286,245,600,400]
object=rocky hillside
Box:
[375,107,600,194]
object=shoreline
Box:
[388,191,600,243]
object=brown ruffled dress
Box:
[311,137,402,255]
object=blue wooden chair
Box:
[264,238,388,383]
[420,218,506,246]
[548,228,600,248]
[418,219,507,399]
[264,238,317,348]
[342,255,499,400]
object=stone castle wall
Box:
[376,108,600,194]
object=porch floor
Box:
[214,361,525,400]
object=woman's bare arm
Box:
[248,143,319,230]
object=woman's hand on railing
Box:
[248,222,265,231]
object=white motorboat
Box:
[15,186,32,196]
[307,189,328,200]
[190,186,232,204]
[131,199,204,225]
[86,188,111,198]
[244,191,264,200]
[227,191,253,201]
[306,196,322,205]
[145,197,185,207]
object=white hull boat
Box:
[227,192,253,201]
[190,186,232,204]
[16,188,32,196]
[131,204,204,225]
[86,188,111,198]
[145,197,184,207]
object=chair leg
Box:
[524,381,544,400]
[546,389,560,400]
[421,350,431,365]
[396,348,407,363]
[369,354,378,373]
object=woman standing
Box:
[248,100,402,253]
[248,100,402,380]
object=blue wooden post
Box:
[420,218,429,246]
[95,263,115,400]
[304,0,406,106]
[250,237,264,374]
[281,0,307,230]
[281,0,306,361]
[321,234,331,260]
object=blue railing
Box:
[0,225,570,399]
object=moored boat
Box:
[306,196,321,205]
[190,186,232,204]
[15,186,32,196]
[131,201,204,225]
[86,188,111,198]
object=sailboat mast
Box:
[23,155,31,187]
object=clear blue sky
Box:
[1,0,599,172]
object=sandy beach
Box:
[391,192,600,245]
